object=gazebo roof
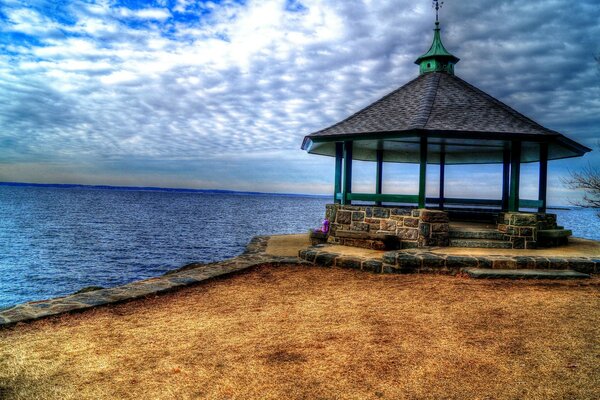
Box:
[301,18,591,165]
[302,72,590,164]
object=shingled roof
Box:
[301,72,590,163]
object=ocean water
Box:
[0,185,598,309]
[0,186,328,308]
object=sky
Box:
[0,0,599,205]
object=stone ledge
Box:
[299,246,600,276]
[0,235,308,329]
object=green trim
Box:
[509,141,521,212]
[375,149,383,206]
[538,143,548,212]
[501,148,510,211]
[418,136,427,208]
[342,141,353,205]
[415,22,459,75]
[334,142,343,204]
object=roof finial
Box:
[433,0,443,25]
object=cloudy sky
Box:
[0,0,598,204]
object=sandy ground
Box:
[269,234,600,259]
[265,233,311,256]
[1,266,598,400]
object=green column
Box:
[501,147,510,211]
[418,136,428,208]
[334,142,343,204]
[509,141,521,212]
[342,141,353,205]
[375,149,383,206]
[538,142,548,213]
[439,150,445,210]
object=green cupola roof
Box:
[415,21,460,75]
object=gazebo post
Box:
[509,141,521,212]
[439,149,445,210]
[502,147,510,211]
[334,142,343,204]
[375,149,383,206]
[539,142,548,213]
[342,141,353,205]
[418,136,428,208]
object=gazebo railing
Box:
[334,193,543,210]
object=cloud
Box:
[0,0,598,204]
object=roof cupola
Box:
[415,1,459,75]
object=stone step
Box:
[465,268,591,280]
[449,238,512,249]
[448,229,504,240]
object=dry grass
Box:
[1,266,599,400]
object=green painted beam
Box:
[418,136,428,208]
[501,147,510,211]
[375,149,383,206]
[509,141,521,212]
[334,142,343,204]
[538,143,548,213]
[342,141,353,205]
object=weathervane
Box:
[433,0,444,23]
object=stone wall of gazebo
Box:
[325,204,560,250]
[325,204,450,249]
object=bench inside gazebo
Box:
[302,13,590,251]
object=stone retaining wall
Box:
[497,212,558,249]
[326,204,449,249]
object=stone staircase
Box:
[448,226,512,249]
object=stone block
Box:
[492,259,516,269]
[420,253,446,269]
[400,241,419,249]
[350,222,370,232]
[404,217,419,227]
[431,223,449,232]
[497,224,508,233]
[381,220,397,232]
[337,211,352,224]
[547,257,569,270]
[395,254,421,272]
[511,237,525,249]
[337,257,362,270]
[362,260,383,273]
[397,227,418,240]
[382,251,399,264]
[411,209,421,217]
[390,215,405,223]
[568,259,595,274]
[514,256,535,269]
[373,207,390,218]
[352,211,365,221]
[391,208,412,216]
[418,222,431,238]
[419,210,449,223]
[365,207,373,217]
[519,227,534,237]
[510,213,537,226]
[446,256,478,269]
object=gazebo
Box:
[302,11,590,250]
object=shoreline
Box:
[2,233,599,328]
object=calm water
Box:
[0,186,598,309]
[0,186,328,308]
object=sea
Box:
[1,184,598,309]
